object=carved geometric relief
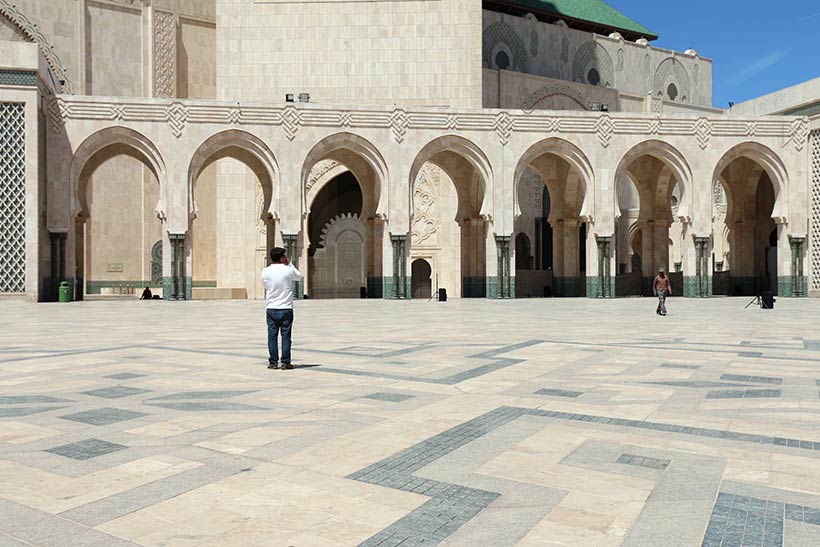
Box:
[0,103,26,293]
[810,130,820,290]
[654,58,691,103]
[572,41,614,87]
[411,164,441,247]
[517,167,544,218]
[312,213,366,299]
[482,21,530,73]
[153,11,177,98]
[713,179,727,220]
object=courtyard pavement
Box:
[2,296,820,546]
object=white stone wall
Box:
[216,0,483,107]
[482,10,713,108]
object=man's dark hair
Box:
[270,247,287,263]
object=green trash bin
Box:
[58,281,71,303]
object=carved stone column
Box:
[390,234,407,299]
[495,235,512,298]
[595,235,613,298]
[693,236,711,297]
[166,233,186,300]
[789,236,806,297]
[282,233,302,298]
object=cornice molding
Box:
[47,96,810,152]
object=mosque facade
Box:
[0,0,817,301]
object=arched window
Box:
[587,67,601,86]
[667,83,678,101]
[495,50,511,70]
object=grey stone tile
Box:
[647,381,753,388]
[720,374,782,385]
[362,392,414,403]
[46,438,127,460]
[147,390,257,400]
[104,373,145,380]
[706,389,781,399]
[81,386,151,399]
[616,452,670,470]
[0,395,72,404]
[534,388,583,398]
[738,352,764,358]
[144,401,268,411]
[0,406,69,417]
[59,407,147,426]
[660,363,701,370]
[0,498,138,547]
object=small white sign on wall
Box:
[106,263,124,273]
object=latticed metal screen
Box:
[0,103,26,293]
[811,130,820,291]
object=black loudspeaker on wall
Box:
[439,288,447,302]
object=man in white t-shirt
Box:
[261,247,303,370]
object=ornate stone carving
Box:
[390,109,408,143]
[596,114,614,148]
[713,179,727,219]
[561,37,569,64]
[282,106,301,141]
[312,213,366,299]
[0,0,73,93]
[786,118,809,151]
[0,103,25,293]
[411,164,441,247]
[517,167,543,218]
[482,21,530,73]
[521,83,589,113]
[695,118,712,150]
[307,160,342,192]
[654,57,691,103]
[493,111,512,144]
[153,11,177,98]
[572,41,614,87]
[168,102,187,138]
[617,48,624,72]
[810,130,820,290]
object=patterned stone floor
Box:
[2,296,820,546]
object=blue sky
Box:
[606,0,820,108]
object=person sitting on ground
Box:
[140,286,152,300]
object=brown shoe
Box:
[281,363,294,370]
[267,363,279,370]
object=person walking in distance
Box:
[262,247,303,369]
[653,267,672,316]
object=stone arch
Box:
[187,129,279,222]
[654,58,691,103]
[572,41,615,88]
[69,126,166,220]
[711,142,788,222]
[615,140,693,221]
[513,137,594,220]
[482,21,530,73]
[0,2,73,92]
[301,132,387,219]
[409,134,493,220]
[520,83,590,112]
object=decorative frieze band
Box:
[46,97,809,152]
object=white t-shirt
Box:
[261,263,303,309]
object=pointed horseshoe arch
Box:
[615,140,693,221]
[187,130,279,222]
[69,126,166,220]
[711,142,788,222]
[300,132,388,218]
[408,134,494,221]
[513,137,595,221]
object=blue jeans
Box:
[266,309,294,364]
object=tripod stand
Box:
[744,294,761,309]
[743,274,762,309]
